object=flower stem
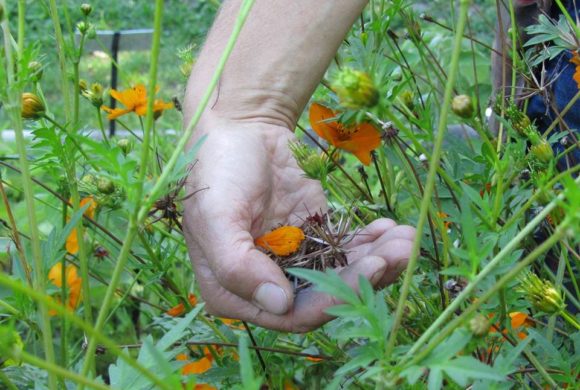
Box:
[47,0,72,123]
[560,310,580,330]
[384,0,471,359]
[1,5,58,389]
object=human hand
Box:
[183,119,416,332]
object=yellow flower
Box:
[47,263,82,316]
[255,226,305,256]
[309,103,381,166]
[101,84,173,120]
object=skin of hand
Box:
[183,118,416,332]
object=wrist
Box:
[185,83,300,134]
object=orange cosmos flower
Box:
[66,197,97,255]
[167,293,198,317]
[255,226,305,256]
[570,52,580,89]
[309,103,381,166]
[47,263,82,316]
[101,84,174,120]
[177,347,214,375]
[489,311,534,340]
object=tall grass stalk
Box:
[384,0,472,358]
[1,2,57,389]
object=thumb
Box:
[201,225,295,316]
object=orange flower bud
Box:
[21,92,45,120]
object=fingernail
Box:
[370,269,385,285]
[253,282,289,315]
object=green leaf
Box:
[443,356,505,385]
[428,367,443,390]
[157,304,203,351]
[238,336,262,390]
[288,268,360,306]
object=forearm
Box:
[184,0,367,130]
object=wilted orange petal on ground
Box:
[255,226,305,256]
[182,356,212,375]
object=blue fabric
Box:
[526,1,580,170]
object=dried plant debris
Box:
[257,211,358,291]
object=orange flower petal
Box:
[306,356,323,362]
[181,356,212,375]
[309,103,381,166]
[66,228,80,255]
[188,293,198,307]
[509,312,529,328]
[194,385,217,390]
[337,122,381,166]
[153,99,174,113]
[255,226,305,256]
[80,196,97,220]
[309,103,341,147]
[175,353,189,361]
[48,263,82,312]
[167,293,197,317]
[101,106,133,120]
[167,303,185,317]
[110,84,147,110]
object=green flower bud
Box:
[289,141,337,181]
[79,79,88,92]
[28,61,43,82]
[21,92,45,120]
[518,270,565,314]
[400,90,415,111]
[77,21,89,35]
[469,314,491,337]
[506,103,532,136]
[81,3,92,16]
[117,138,132,155]
[530,140,554,164]
[331,68,379,109]
[0,327,23,367]
[81,82,104,108]
[360,31,368,46]
[451,95,474,118]
[97,177,115,194]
